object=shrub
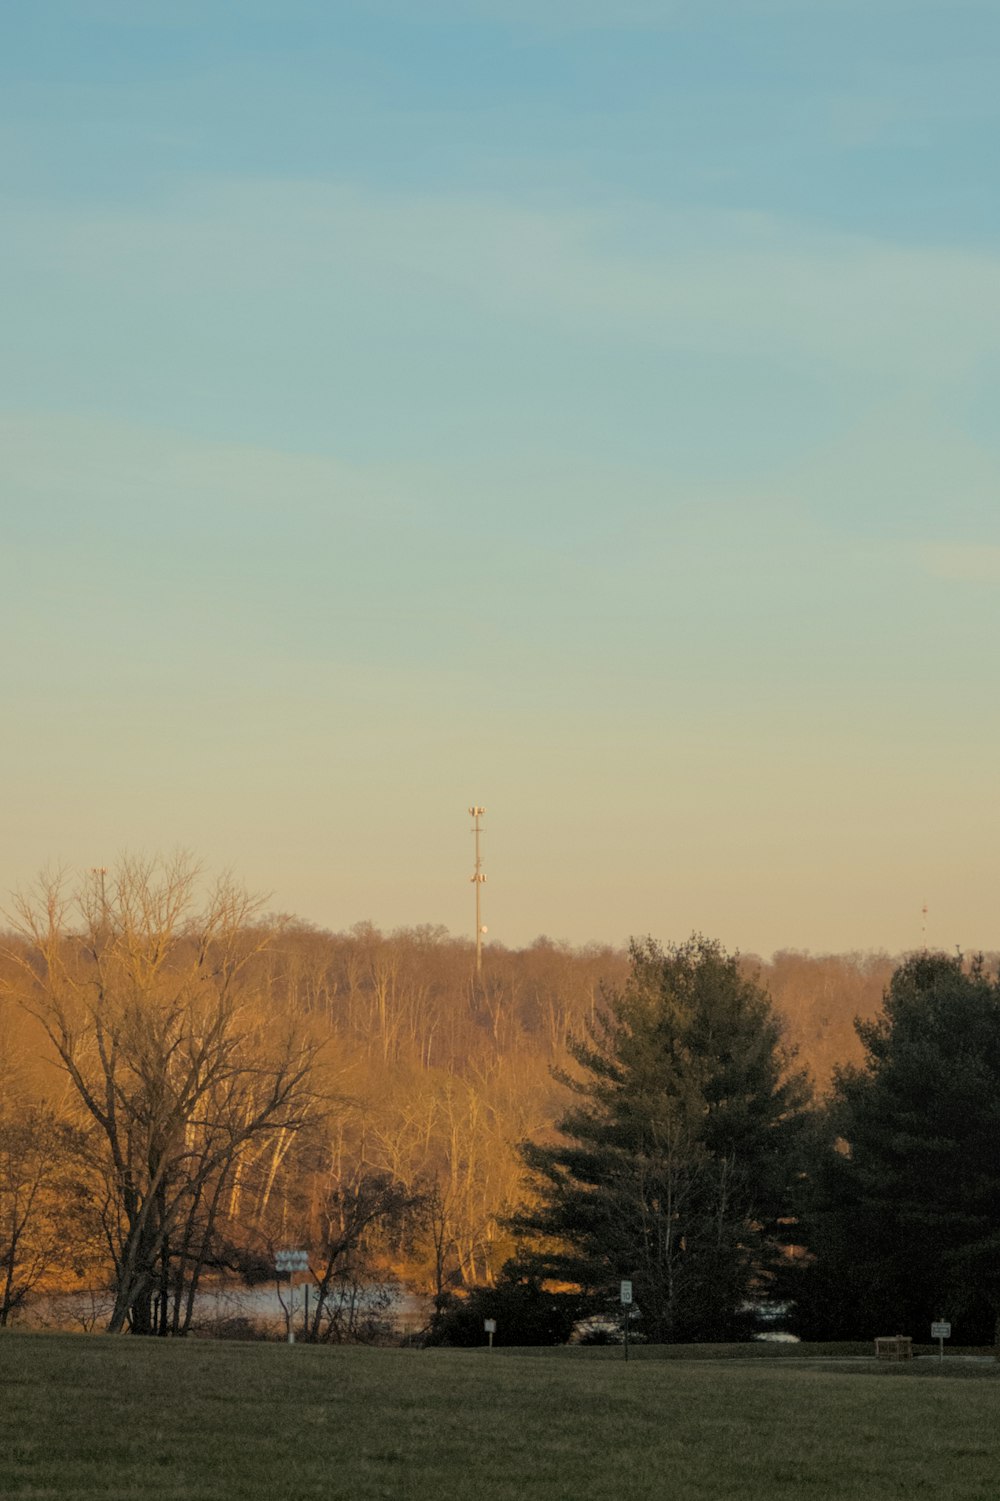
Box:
[426,1277,582,1348]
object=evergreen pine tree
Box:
[795,951,1000,1343]
[511,936,812,1341]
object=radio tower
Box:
[469,805,486,975]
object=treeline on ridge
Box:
[3,857,991,1344]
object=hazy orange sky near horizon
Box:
[3,2,1000,960]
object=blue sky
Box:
[3,1,999,955]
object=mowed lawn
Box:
[1,1334,998,1501]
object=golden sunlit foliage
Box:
[0,860,904,1334]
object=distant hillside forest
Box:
[0,859,969,1338]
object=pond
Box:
[21,1281,431,1338]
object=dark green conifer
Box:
[796,951,1000,1343]
[511,936,812,1341]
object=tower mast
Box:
[469,805,486,975]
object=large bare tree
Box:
[5,856,319,1334]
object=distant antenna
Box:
[469,806,486,975]
[921,901,928,950]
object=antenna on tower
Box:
[90,866,109,911]
[469,806,486,975]
[921,901,928,950]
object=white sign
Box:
[484,1319,497,1333]
[620,1280,633,1305]
[931,1321,951,1339]
[275,1249,309,1272]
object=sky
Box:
[2,0,1000,958]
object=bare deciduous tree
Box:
[0,1105,84,1325]
[5,857,319,1335]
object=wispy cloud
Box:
[342,0,999,26]
[7,178,1000,382]
[919,543,1000,583]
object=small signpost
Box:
[931,1320,951,1362]
[620,1281,633,1362]
[275,1249,310,1344]
[484,1318,497,1350]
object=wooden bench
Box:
[874,1335,913,1361]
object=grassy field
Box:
[2,1333,998,1501]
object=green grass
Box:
[496,1340,878,1360]
[497,1339,998,1363]
[1,1333,998,1500]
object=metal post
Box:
[90,866,109,927]
[288,1272,295,1344]
[620,1279,632,1362]
[469,806,486,975]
